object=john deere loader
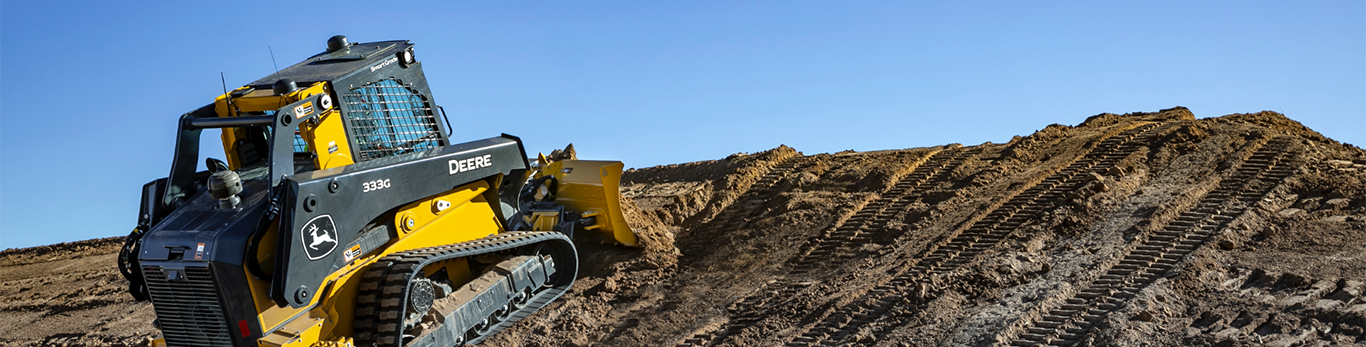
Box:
[117,36,637,347]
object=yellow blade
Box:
[545,160,638,246]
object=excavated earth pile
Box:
[0,238,158,346]
[3,107,1364,347]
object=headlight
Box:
[399,49,415,67]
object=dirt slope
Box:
[4,107,1364,347]
[0,238,157,346]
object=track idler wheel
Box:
[520,241,578,288]
[404,278,438,328]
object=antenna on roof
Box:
[269,45,282,82]
[220,72,232,111]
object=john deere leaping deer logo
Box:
[300,214,339,261]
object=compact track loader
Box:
[117,36,637,347]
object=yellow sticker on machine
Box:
[343,244,362,262]
[294,102,314,118]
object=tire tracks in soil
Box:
[1001,136,1307,347]
[700,156,815,240]
[1190,267,1366,344]
[678,146,986,347]
[786,122,1173,346]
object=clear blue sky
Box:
[2,2,1362,249]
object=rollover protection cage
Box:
[342,78,444,162]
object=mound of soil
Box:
[4,107,1363,347]
[0,238,158,346]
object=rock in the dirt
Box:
[602,277,618,293]
[1107,166,1126,177]
[1218,240,1237,250]
[1134,311,1155,322]
[1324,198,1350,210]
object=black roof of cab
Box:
[245,39,412,89]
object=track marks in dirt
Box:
[787,122,1171,346]
[1229,269,1366,315]
[678,146,986,347]
[702,157,816,238]
[1180,268,1366,345]
[1004,136,1307,347]
[794,146,981,268]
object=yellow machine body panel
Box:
[298,109,355,170]
[388,181,501,250]
[537,159,637,246]
[242,180,503,345]
[214,82,354,171]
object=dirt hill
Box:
[4,107,1364,346]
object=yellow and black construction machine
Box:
[117,35,637,347]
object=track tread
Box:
[353,231,574,347]
[1002,136,1304,346]
[703,156,815,236]
[683,146,985,347]
[787,122,1172,346]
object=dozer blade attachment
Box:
[543,159,638,246]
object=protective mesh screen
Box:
[341,79,442,161]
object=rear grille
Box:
[341,78,442,162]
[142,265,233,347]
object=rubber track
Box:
[674,146,983,347]
[352,231,573,347]
[1005,136,1302,347]
[788,123,1171,346]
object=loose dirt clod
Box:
[1218,239,1237,250]
[4,107,1364,347]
